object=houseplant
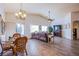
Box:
[48,26,53,34]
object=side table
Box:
[48,34,54,44]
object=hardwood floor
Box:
[27,37,79,56]
[2,37,79,56]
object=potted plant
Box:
[48,26,53,34]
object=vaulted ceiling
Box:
[2,3,79,20]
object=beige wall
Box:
[0,4,5,35]
[24,14,50,37]
[4,13,50,40]
[1,11,73,40]
[51,13,72,40]
[63,13,72,39]
[0,4,6,41]
[5,22,16,40]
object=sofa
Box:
[31,32,48,42]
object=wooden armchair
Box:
[9,33,21,42]
[13,33,21,39]
[12,36,28,56]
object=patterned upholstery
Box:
[13,33,21,39]
[12,33,21,42]
[13,36,28,55]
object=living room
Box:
[0,3,79,56]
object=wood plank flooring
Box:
[27,37,79,56]
[2,37,79,56]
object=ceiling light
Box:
[48,10,54,22]
[15,3,27,20]
[15,13,18,16]
[18,11,22,15]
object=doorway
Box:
[73,21,79,40]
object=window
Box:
[41,26,47,32]
[30,25,39,33]
[16,23,24,35]
[30,25,48,33]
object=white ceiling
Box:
[2,3,79,19]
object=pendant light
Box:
[48,10,53,22]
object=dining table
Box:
[1,38,15,55]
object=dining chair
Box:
[13,33,21,40]
[8,33,21,42]
[12,36,28,56]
